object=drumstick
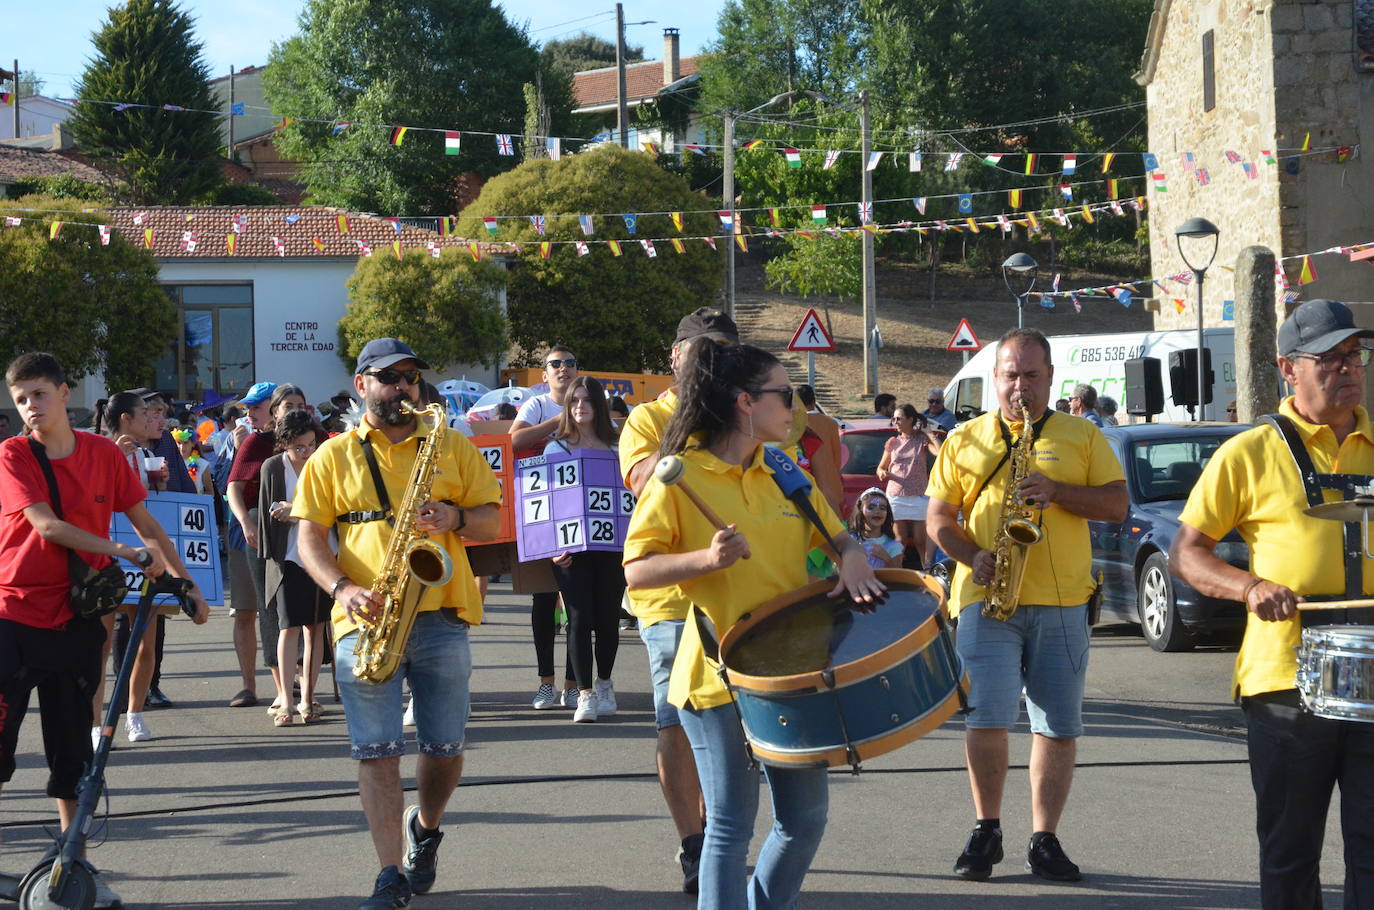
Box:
[654,456,750,559]
[1297,599,1374,611]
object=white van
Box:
[944,327,1237,423]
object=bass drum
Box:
[718,569,966,769]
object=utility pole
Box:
[722,110,735,317]
[227,66,235,155]
[12,60,19,140]
[860,90,877,395]
[615,3,628,148]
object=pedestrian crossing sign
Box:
[788,309,837,352]
[946,318,981,351]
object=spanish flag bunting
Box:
[540,242,551,259]
[784,148,801,167]
[1107,178,1120,199]
[468,242,482,262]
[1024,154,1038,175]
[312,237,325,252]
[1299,255,1318,285]
[860,223,879,235]
[1026,212,1040,230]
[1009,189,1022,209]
[390,127,407,146]
[391,240,402,259]
[607,240,622,257]
[965,218,979,234]
[1080,205,1095,223]
[670,238,685,254]
[735,233,748,251]
[1173,298,1186,314]
[336,215,350,234]
[743,139,764,150]
[670,211,683,232]
[1301,132,1311,152]
[483,217,498,236]
[49,222,63,240]
[143,228,154,249]
[1101,152,1116,173]
[226,233,236,255]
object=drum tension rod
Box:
[821,668,863,775]
[934,611,974,716]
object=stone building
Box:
[1136,0,1372,331]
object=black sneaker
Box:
[357,865,411,909]
[1026,832,1082,882]
[953,825,1003,881]
[402,805,444,894]
[679,832,705,894]
[145,686,173,708]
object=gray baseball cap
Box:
[1278,299,1374,356]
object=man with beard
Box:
[292,338,502,909]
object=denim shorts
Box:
[640,618,685,730]
[334,609,472,760]
[956,603,1090,738]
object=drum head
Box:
[723,570,942,683]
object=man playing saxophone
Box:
[927,328,1127,884]
[293,338,502,910]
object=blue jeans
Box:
[679,703,828,910]
[334,610,472,760]
[640,618,685,729]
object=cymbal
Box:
[1304,496,1374,522]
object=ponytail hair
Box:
[102,391,146,436]
[658,342,779,458]
[91,398,109,434]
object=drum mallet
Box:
[654,456,750,559]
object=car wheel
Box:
[1137,551,1195,652]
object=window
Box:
[153,284,254,401]
[1129,435,1230,502]
[952,377,984,418]
[1202,30,1216,112]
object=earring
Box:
[748,413,755,439]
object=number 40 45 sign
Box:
[110,491,224,606]
[515,449,634,562]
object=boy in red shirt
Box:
[0,353,208,906]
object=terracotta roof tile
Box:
[572,56,699,110]
[105,205,507,259]
[0,146,109,184]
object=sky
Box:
[8,0,728,99]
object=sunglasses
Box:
[545,358,578,370]
[750,386,795,409]
[364,368,422,386]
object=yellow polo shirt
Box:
[293,420,502,641]
[926,410,1123,616]
[617,389,690,629]
[623,445,846,710]
[1178,397,1374,698]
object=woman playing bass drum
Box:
[623,342,884,910]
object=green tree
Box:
[339,251,508,373]
[457,144,721,372]
[0,196,177,388]
[540,33,643,79]
[67,0,224,204]
[265,0,572,214]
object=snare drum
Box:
[1297,625,1374,722]
[717,569,967,769]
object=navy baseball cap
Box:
[1278,299,1374,356]
[354,338,430,374]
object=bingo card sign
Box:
[468,434,515,545]
[111,491,223,605]
[515,449,635,562]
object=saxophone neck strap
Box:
[354,435,395,528]
[974,409,1054,507]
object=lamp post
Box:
[1175,217,1221,421]
[1002,252,1039,329]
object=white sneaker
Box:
[91,726,102,752]
[561,687,578,709]
[594,679,617,716]
[573,690,598,723]
[403,699,416,727]
[532,683,560,709]
[93,870,122,908]
[124,713,150,743]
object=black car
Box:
[1090,422,1252,651]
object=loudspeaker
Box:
[1124,357,1165,416]
[1168,348,1215,406]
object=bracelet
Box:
[441,499,465,531]
[1241,576,1264,604]
[330,575,350,600]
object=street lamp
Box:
[1002,252,1039,329]
[1175,216,1220,421]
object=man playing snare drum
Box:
[1173,298,1374,908]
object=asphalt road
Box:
[0,590,1346,909]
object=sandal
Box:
[272,707,292,727]
[297,702,322,724]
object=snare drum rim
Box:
[719,569,947,695]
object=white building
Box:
[0,95,75,142]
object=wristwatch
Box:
[330,576,350,600]
[441,499,466,531]
[134,549,153,569]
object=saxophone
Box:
[982,400,1045,622]
[352,400,455,684]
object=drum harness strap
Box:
[1262,414,1374,627]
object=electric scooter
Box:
[0,575,194,909]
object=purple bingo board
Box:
[515,448,636,561]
